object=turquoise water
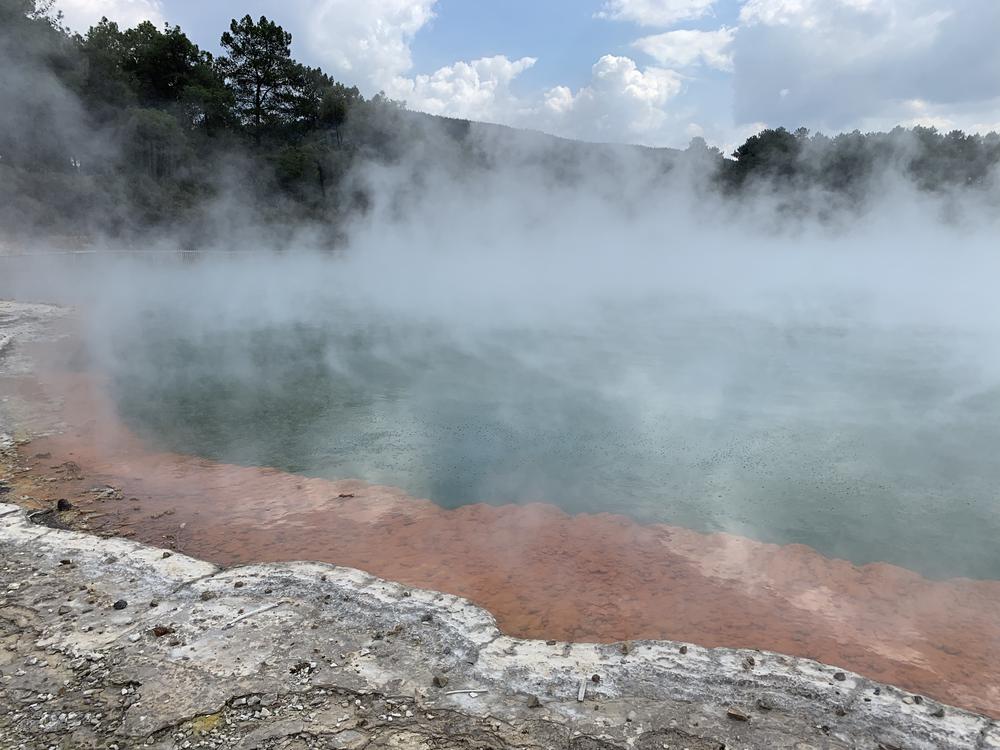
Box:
[107,306,1000,580]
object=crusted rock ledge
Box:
[1,503,996,750]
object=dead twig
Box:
[221,601,288,630]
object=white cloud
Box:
[739,0,889,27]
[291,1,688,146]
[388,55,537,122]
[539,55,684,143]
[868,96,1000,136]
[385,53,688,147]
[280,0,704,146]
[633,27,736,71]
[732,0,1000,130]
[738,0,952,53]
[299,0,437,93]
[738,0,810,26]
[597,0,718,27]
[56,0,164,31]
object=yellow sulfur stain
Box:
[187,712,223,734]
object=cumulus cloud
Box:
[299,0,437,93]
[596,0,718,27]
[733,0,1000,130]
[290,0,677,145]
[540,55,684,143]
[633,27,736,71]
[384,52,687,147]
[295,1,536,129]
[56,0,164,32]
[388,55,537,122]
[195,0,1000,149]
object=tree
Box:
[818,130,872,193]
[79,19,136,120]
[119,22,217,104]
[290,64,333,129]
[216,15,299,144]
[0,0,84,169]
[0,0,62,29]
[122,107,187,179]
[119,21,232,132]
[727,127,802,186]
[319,82,361,146]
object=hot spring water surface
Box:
[109,308,1000,580]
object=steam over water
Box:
[103,291,1000,581]
[7,160,1000,584]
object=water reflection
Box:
[109,305,1000,579]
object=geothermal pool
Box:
[106,304,1000,581]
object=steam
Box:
[3,10,1000,581]
[6,147,1000,578]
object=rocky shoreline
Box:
[2,500,998,749]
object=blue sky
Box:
[56,0,1000,150]
[409,1,660,91]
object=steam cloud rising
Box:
[6,145,1000,579]
[3,5,1000,581]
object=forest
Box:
[2,0,1000,242]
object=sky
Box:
[53,0,1000,150]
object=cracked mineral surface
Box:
[2,502,998,750]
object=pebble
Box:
[112,600,128,610]
[727,707,750,722]
[526,695,541,709]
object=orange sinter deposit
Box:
[4,341,1000,720]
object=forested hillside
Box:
[1,0,998,243]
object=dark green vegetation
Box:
[1,0,391,240]
[2,0,1000,242]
